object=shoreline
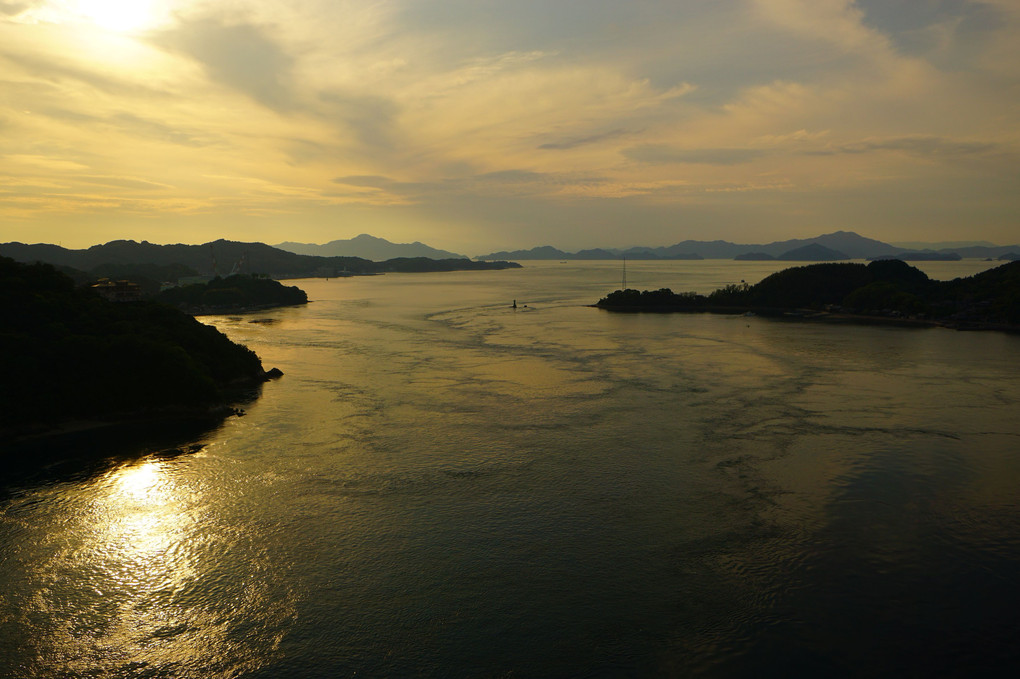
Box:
[1,371,281,447]
[591,304,1020,334]
[1,402,250,448]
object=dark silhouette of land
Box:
[0,238,521,284]
[155,274,308,314]
[595,259,1020,330]
[1,257,281,441]
[477,230,1020,261]
[276,233,469,260]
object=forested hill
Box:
[0,239,520,280]
[596,260,1020,329]
[0,257,276,439]
[155,275,308,314]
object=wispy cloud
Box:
[538,128,630,151]
[623,145,768,165]
[0,0,1017,249]
[152,17,296,111]
[813,136,1003,158]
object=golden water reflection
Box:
[16,456,293,678]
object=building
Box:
[91,278,142,302]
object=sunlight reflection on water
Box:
[2,260,1018,677]
[1,456,296,678]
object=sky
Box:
[1,0,1018,254]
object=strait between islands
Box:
[5,256,1018,445]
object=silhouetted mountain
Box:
[276,234,468,260]
[940,245,1020,258]
[777,244,849,261]
[870,252,962,261]
[479,246,571,260]
[0,239,519,280]
[575,248,620,260]
[762,231,897,259]
[476,231,902,260]
[657,240,742,258]
[891,240,997,250]
[0,239,369,278]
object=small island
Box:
[595,259,1020,331]
[1,257,281,442]
[154,273,309,314]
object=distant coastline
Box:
[0,239,522,288]
[477,230,1020,262]
[594,259,1020,333]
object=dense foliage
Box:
[1,257,267,433]
[597,260,1020,327]
[155,274,308,311]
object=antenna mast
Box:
[621,256,627,290]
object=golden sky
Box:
[1,0,1018,253]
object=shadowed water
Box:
[2,260,1018,677]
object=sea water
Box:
[2,260,1018,677]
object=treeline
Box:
[156,274,308,312]
[596,260,1020,327]
[0,257,271,436]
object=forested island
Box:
[1,257,280,441]
[155,274,308,314]
[595,260,1020,330]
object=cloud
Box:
[2,0,1018,249]
[3,154,90,171]
[475,170,546,184]
[0,48,167,98]
[623,145,768,165]
[333,175,394,188]
[0,1,37,17]
[74,175,174,190]
[538,128,630,150]
[812,136,1004,158]
[152,17,296,111]
[317,90,401,150]
[110,112,211,147]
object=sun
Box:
[70,0,165,33]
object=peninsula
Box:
[595,260,1020,331]
[1,257,281,441]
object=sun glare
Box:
[24,1,169,32]
[76,0,160,32]
[115,460,167,503]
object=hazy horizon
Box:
[5,229,1017,260]
[2,1,1018,253]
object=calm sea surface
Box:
[2,260,1019,678]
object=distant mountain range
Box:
[276,234,468,261]
[890,240,997,250]
[0,239,519,288]
[477,231,1020,261]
